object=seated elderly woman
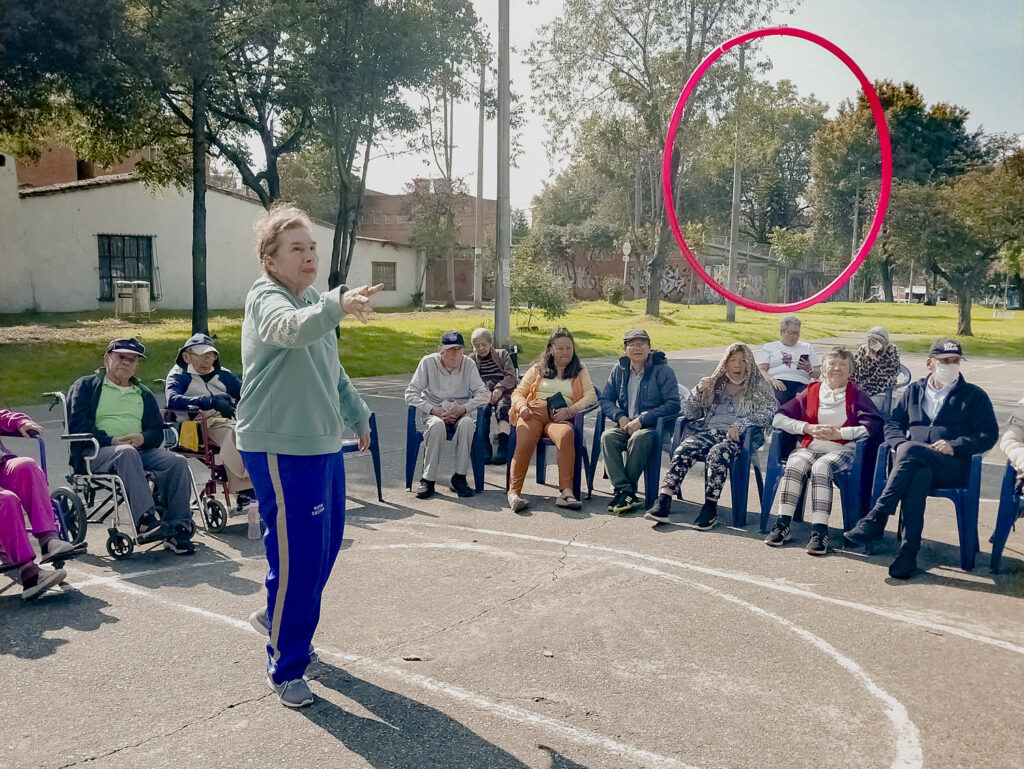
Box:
[508,327,597,512]
[468,328,517,465]
[764,346,883,555]
[852,326,901,404]
[165,333,252,503]
[758,314,821,405]
[644,343,776,529]
[1,409,72,600]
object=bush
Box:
[602,278,625,305]
[510,256,571,328]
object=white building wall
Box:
[0,156,29,312]
[0,177,417,313]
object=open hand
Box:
[770,378,786,391]
[357,432,371,452]
[341,283,385,323]
[930,439,954,455]
[551,407,572,423]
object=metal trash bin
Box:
[114,281,135,316]
[132,281,151,315]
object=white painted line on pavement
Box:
[398,522,1024,657]
[71,571,701,769]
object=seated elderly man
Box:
[68,338,196,555]
[844,339,998,579]
[599,329,680,515]
[405,331,490,500]
[852,326,901,405]
[764,347,882,555]
[468,328,517,465]
[165,333,253,504]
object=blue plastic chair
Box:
[666,419,765,527]
[405,406,488,493]
[342,413,383,501]
[759,430,874,534]
[988,461,1021,573]
[506,404,597,501]
[869,444,983,571]
[879,364,912,417]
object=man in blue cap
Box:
[844,338,997,578]
[68,338,197,554]
[405,331,490,499]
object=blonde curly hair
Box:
[254,203,314,270]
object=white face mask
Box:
[868,340,883,352]
[932,362,960,387]
[725,373,746,385]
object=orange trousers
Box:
[509,412,575,494]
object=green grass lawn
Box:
[3,301,1022,407]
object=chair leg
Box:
[369,418,383,502]
[730,455,750,527]
[990,467,1019,573]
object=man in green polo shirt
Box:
[67,338,196,554]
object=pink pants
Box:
[0,456,55,565]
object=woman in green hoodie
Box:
[236,203,381,708]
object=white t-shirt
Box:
[757,340,820,384]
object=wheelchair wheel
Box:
[204,498,227,533]
[106,532,134,560]
[52,488,88,546]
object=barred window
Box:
[371,261,397,291]
[97,235,155,301]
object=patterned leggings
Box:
[776,447,854,525]
[660,430,741,501]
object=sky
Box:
[363,0,1023,213]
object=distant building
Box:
[0,150,419,313]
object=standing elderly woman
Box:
[644,343,777,529]
[468,328,517,464]
[757,315,821,404]
[236,204,381,708]
[508,327,597,512]
[764,347,882,555]
[0,409,71,599]
[852,326,901,403]
[165,333,253,503]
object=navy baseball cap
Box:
[440,330,465,350]
[106,338,147,358]
[929,338,964,359]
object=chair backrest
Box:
[43,390,71,434]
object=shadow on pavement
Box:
[0,589,118,659]
[304,662,590,769]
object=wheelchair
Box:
[0,432,87,594]
[44,391,215,559]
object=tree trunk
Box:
[880,256,894,303]
[956,289,973,336]
[645,219,672,316]
[191,77,209,335]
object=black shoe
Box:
[643,494,672,524]
[449,474,474,498]
[844,517,885,550]
[806,530,829,556]
[491,433,509,465]
[693,502,718,531]
[415,479,436,499]
[765,520,792,547]
[137,516,169,544]
[612,491,643,516]
[235,490,254,507]
[888,548,918,579]
[163,537,197,555]
[607,490,627,513]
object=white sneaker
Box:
[507,493,529,513]
[22,568,67,601]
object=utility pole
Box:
[494,0,511,347]
[725,45,745,323]
[850,184,859,301]
[473,57,485,309]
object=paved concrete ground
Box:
[3,342,1023,769]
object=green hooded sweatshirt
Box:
[235,275,370,456]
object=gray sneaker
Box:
[268,676,314,708]
[22,568,67,601]
[249,608,318,662]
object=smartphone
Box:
[799,354,810,363]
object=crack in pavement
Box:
[550,518,613,585]
[54,690,276,769]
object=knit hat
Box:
[866,326,889,347]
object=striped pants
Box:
[776,447,854,525]
[240,450,346,685]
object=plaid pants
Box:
[661,429,741,501]
[776,446,854,525]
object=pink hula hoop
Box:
[661,27,892,313]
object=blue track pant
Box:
[240,450,346,684]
